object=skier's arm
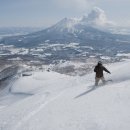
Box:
[103,66,111,74]
[94,67,97,72]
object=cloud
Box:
[87,7,115,26]
[81,7,116,28]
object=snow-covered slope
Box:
[0,60,130,130]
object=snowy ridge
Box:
[52,17,80,33]
[0,60,130,130]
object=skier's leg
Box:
[101,77,106,85]
[95,77,100,86]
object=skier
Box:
[94,61,111,86]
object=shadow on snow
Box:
[74,85,103,99]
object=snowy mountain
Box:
[0,7,130,57]
[47,7,115,33]
[50,17,80,33]
[0,59,130,130]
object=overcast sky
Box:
[0,0,130,27]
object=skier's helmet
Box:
[98,61,102,65]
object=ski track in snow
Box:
[13,92,50,130]
[0,73,77,130]
[13,81,82,130]
[13,91,67,130]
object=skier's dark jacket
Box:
[94,63,110,78]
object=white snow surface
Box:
[117,53,130,57]
[0,60,130,130]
